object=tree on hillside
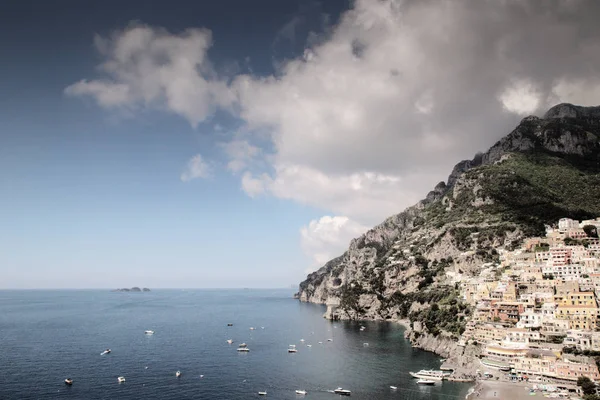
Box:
[583,225,599,238]
[578,376,598,396]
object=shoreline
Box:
[465,380,534,400]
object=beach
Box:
[466,380,536,400]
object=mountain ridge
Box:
[297,103,600,328]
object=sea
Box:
[0,289,471,399]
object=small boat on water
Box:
[390,386,397,390]
[288,348,298,353]
[118,376,126,383]
[250,327,256,330]
[289,344,296,348]
[360,326,366,331]
[227,323,233,326]
[307,344,312,347]
[296,389,307,395]
[237,347,250,352]
[363,343,369,346]
[176,371,181,378]
[144,330,154,335]
[227,339,233,344]
[409,370,445,380]
[327,339,333,342]
[258,391,267,395]
[239,343,247,348]
[334,387,351,396]
[101,349,111,355]
[64,378,73,385]
[300,339,305,342]
[417,379,436,386]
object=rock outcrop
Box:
[297,103,600,358]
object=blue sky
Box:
[2,0,600,288]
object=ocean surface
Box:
[0,289,470,399]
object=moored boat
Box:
[118,376,126,383]
[258,391,267,395]
[417,379,436,385]
[237,347,250,352]
[144,330,154,335]
[295,389,307,395]
[176,371,181,378]
[409,370,445,380]
[100,349,111,355]
[64,378,73,385]
[227,339,233,344]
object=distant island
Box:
[111,287,150,292]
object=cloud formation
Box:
[67,0,600,270]
[180,154,211,182]
[64,24,233,127]
[300,216,368,270]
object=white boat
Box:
[300,339,305,342]
[333,387,351,396]
[144,330,154,335]
[239,343,247,348]
[101,349,111,355]
[360,326,366,331]
[409,370,445,380]
[176,371,181,378]
[118,376,126,383]
[237,347,250,352]
[200,375,204,378]
[327,339,333,342]
[288,348,298,353]
[250,327,256,330]
[390,386,397,390]
[64,378,73,385]
[258,391,267,395]
[295,389,307,395]
[363,343,369,346]
[417,379,436,385]
[318,341,323,344]
[289,344,296,348]
[227,339,233,344]
[307,344,312,347]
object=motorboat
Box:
[289,344,296,348]
[258,391,267,395]
[409,370,445,380]
[318,341,323,344]
[307,344,312,347]
[390,386,397,390]
[64,378,73,385]
[101,349,111,355]
[333,387,351,396]
[227,339,233,344]
[144,330,154,335]
[200,375,204,378]
[176,371,181,378]
[239,343,247,348]
[237,347,250,352]
[360,326,366,331]
[288,348,298,353]
[417,379,436,385]
[327,339,333,342]
[300,339,305,342]
[250,327,256,330]
[296,390,307,395]
[363,343,369,346]
[227,323,233,326]
[118,376,126,383]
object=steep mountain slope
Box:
[297,103,600,338]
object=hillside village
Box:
[455,217,600,388]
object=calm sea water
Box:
[0,289,470,399]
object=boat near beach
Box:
[409,370,446,380]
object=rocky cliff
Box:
[297,103,600,348]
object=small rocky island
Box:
[112,287,151,292]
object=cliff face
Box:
[297,104,600,335]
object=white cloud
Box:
[68,0,600,269]
[219,140,262,172]
[498,79,541,115]
[180,154,211,182]
[300,216,368,271]
[64,24,234,127]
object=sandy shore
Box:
[466,380,536,400]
